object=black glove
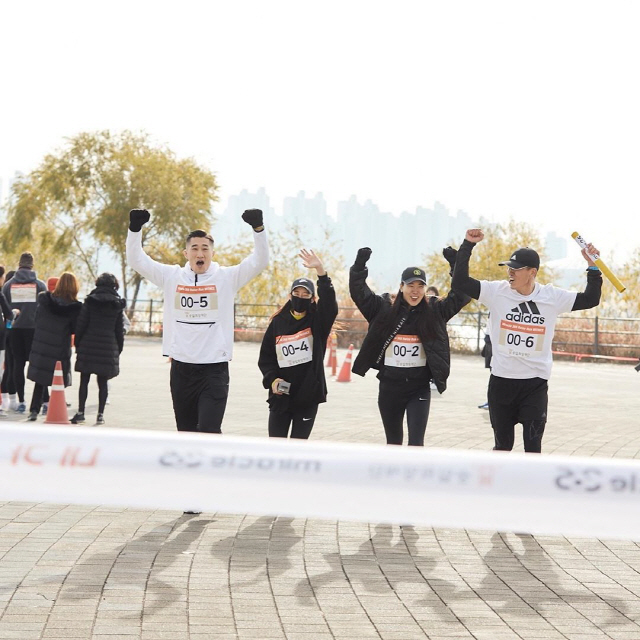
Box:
[354,247,372,269]
[443,246,457,276]
[129,209,150,232]
[242,209,264,229]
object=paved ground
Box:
[1,337,640,640]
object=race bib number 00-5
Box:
[276,328,314,368]
[498,319,546,357]
[384,335,426,368]
[174,285,218,324]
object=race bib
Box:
[384,335,426,368]
[11,283,37,303]
[174,285,218,324]
[276,328,313,368]
[498,319,546,357]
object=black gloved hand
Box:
[442,246,457,267]
[354,247,372,269]
[129,209,150,232]
[443,246,458,277]
[242,209,264,229]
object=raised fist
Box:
[465,229,484,244]
[242,209,264,229]
[354,247,372,268]
[129,209,150,232]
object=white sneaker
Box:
[9,400,19,411]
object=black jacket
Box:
[258,274,338,412]
[75,286,126,379]
[27,292,82,386]
[349,263,470,393]
[0,291,14,350]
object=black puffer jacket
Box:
[349,263,470,393]
[27,292,82,386]
[75,286,126,379]
[258,274,338,412]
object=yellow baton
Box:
[571,232,626,293]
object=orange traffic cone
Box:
[330,333,337,376]
[336,344,354,383]
[45,361,70,425]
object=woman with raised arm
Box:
[258,249,338,439]
[349,247,470,446]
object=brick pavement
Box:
[1,338,640,640]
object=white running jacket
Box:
[126,229,269,364]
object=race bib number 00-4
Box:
[276,328,314,368]
[384,335,426,368]
[174,285,218,324]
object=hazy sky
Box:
[2,0,638,260]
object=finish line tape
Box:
[2,422,640,541]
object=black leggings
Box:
[378,380,431,446]
[268,404,319,439]
[78,372,109,414]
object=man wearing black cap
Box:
[452,228,602,453]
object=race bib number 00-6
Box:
[11,283,37,303]
[498,319,546,357]
[276,328,314,368]
[174,285,218,324]
[384,335,426,368]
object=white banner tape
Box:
[2,422,640,540]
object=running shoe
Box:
[41,403,48,416]
[478,402,489,410]
[15,403,26,413]
[183,510,202,515]
[96,413,105,425]
[70,412,85,424]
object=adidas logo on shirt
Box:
[505,301,546,324]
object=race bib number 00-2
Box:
[276,328,314,368]
[498,319,546,357]
[384,335,426,368]
[174,285,218,324]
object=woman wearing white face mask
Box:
[258,249,338,439]
[349,247,470,446]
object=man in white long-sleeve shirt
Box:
[126,208,269,433]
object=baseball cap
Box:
[291,277,315,296]
[401,267,427,285]
[499,247,540,270]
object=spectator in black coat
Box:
[27,273,81,421]
[71,273,126,425]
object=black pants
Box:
[268,404,319,439]
[78,372,109,414]
[488,374,548,453]
[29,384,50,413]
[2,337,15,395]
[377,380,431,446]
[11,329,35,403]
[170,360,229,433]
